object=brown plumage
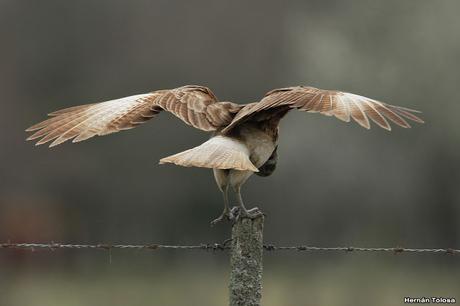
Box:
[26,84,424,224]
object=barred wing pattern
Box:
[26,85,424,148]
[26,85,242,147]
[222,86,423,133]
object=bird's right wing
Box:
[26,85,243,147]
[222,86,424,133]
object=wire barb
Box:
[0,242,458,255]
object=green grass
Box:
[2,256,458,306]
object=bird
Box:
[26,85,424,224]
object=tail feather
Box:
[159,136,258,172]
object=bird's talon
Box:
[230,206,240,216]
[234,206,264,220]
[247,207,265,218]
[210,210,235,226]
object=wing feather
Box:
[349,98,370,129]
[26,106,94,132]
[360,99,391,130]
[387,105,425,123]
[372,102,410,128]
[47,103,98,116]
[334,95,351,122]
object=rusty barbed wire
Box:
[0,242,458,255]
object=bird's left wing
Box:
[222,86,424,133]
[26,85,242,147]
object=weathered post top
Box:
[229,215,264,306]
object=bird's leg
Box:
[210,185,234,226]
[234,186,264,220]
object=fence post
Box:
[229,214,264,306]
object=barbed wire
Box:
[0,242,458,255]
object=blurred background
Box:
[0,0,459,305]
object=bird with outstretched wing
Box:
[26,85,423,224]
